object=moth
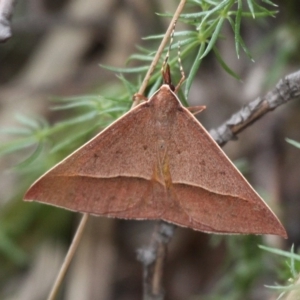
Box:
[24,65,287,238]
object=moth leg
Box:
[187,106,206,116]
[132,93,148,106]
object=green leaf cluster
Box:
[108,0,278,99]
[260,245,300,299]
[0,91,131,171]
[0,0,278,169]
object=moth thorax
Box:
[154,86,180,118]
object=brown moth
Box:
[24,65,287,238]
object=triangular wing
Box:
[153,88,286,237]
[24,99,170,219]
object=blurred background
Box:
[0,0,300,299]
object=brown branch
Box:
[0,0,16,42]
[137,221,175,300]
[209,70,300,146]
[134,1,188,298]
[137,69,300,300]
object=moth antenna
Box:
[161,25,186,94]
[162,21,177,90]
[174,41,185,93]
[162,21,176,74]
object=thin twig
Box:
[133,0,187,106]
[0,0,16,42]
[138,69,300,300]
[47,213,89,300]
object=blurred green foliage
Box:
[0,0,298,299]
